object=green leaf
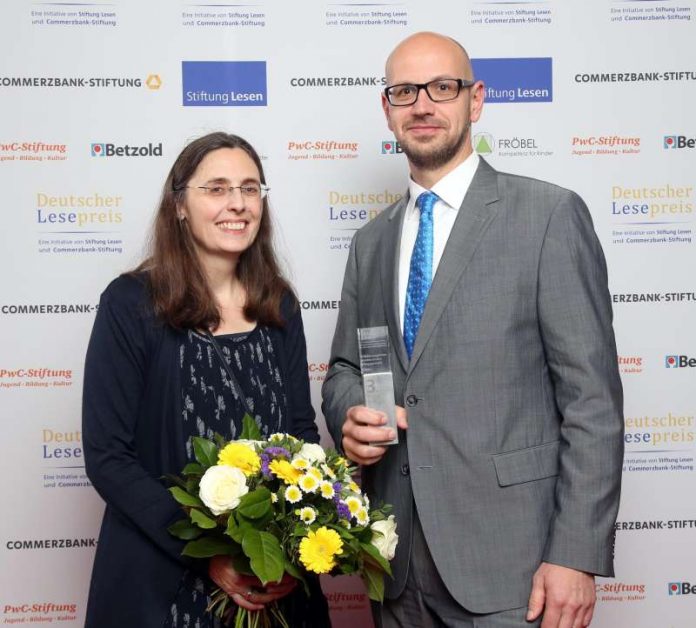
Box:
[225,513,244,543]
[369,505,393,522]
[231,554,253,575]
[241,529,285,584]
[282,558,303,582]
[213,432,228,449]
[355,527,374,544]
[182,462,204,475]
[169,486,203,508]
[163,473,187,489]
[237,488,272,520]
[168,519,203,541]
[182,536,236,558]
[190,508,218,529]
[225,513,254,544]
[284,559,310,596]
[339,562,358,575]
[329,523,357,541]
[193,437,219,467]
[185,477,201,494]
[360,542,392,575]
[361,562,385,602]
[240,414,262,440]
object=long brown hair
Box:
[135,132,294,330]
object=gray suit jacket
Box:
[321,158,624,613]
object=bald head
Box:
[381,31,484,186]
[385,32,473,85]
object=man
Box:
[321,32,624,628]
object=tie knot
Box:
[417,191,438,218]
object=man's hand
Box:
[527,562,596,628]
[342,405,408,465]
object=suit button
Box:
[406,394,418,407]
[400,463,410,476]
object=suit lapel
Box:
[408,159,501,373]
[380,196,410,373]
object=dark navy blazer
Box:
[82,273,319,627]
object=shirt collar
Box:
[407,152,480,215]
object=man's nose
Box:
[410,86,435,114]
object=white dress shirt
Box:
[398,152,480,330]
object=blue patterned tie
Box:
[404,191,437,360]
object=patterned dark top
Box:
[164,328,330,627]
[181,327,287,443]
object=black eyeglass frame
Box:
[383,78,476,106]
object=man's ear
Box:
[381,93,395,132]
[469,80,485,123]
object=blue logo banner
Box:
[472,57,552,103]
[182,61,267,107]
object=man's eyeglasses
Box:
[383,78,476,106]
[175,183,270,199]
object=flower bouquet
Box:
[167,416,398,627]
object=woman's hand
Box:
[208,556,297,611]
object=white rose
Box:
[298,443,326,463]
[370,515,398,561]
[198,465,248,515]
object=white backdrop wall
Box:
[1,1,695,626]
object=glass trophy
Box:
[357,326,398,446]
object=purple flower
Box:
[263,446,291,459]
[332,483,344,507]
[260,453,272,478]
[336,500,351,520]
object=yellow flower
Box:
[271,492,278,503]
[356,507,369,526]
[319,481,335,499]
[298,507,317,524]
[348,481,360,493]
[285,485,302,503]
[299,473,319,493]
[218,442,261,477]
[308,466,323,481]
[269,459,302,485]
[299,527,343,574]
[291,457,310,471]
[270,433,298,444]
[345,495,362,516]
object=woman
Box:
[83,132,330,627]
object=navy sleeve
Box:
[82,276,192,566]
[279,296,321,444]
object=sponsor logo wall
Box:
[1,1,693,626]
